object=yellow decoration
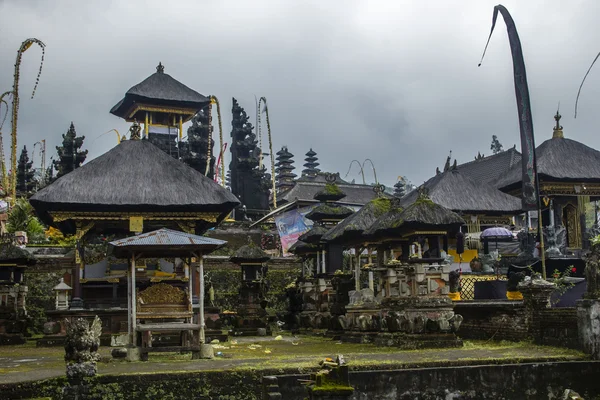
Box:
[154,271,176,278]
[506,291,523,300]
[448,249,478,263]
[129,216,143,232]
[448,292,461,301]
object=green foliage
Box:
[205,266,301,312]
[491,135,504,154]
[371,198,392,216]
[16,145,37,196]
[7,198,45,241]
[324,183,343,196]
[24,271,61,334]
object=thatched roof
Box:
[110,63,209,119]
[275,172,387,206]
[305,204,354,222]
[298,225,328,244]
[314,183,346,202]
[495,127,600,191]
[322,198,392,245]
[230,243,270,263]
[365,197,464,239]
[0,243,36,265]
[401,168,522,215]
[457,146,521,183]
[30,139,240,225]
[288,239,318,255]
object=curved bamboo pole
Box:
[362,158,378,184]
[0,91,13,194]
[344,160,365,184]
[259,97,276,208]
[10,38,45,201]
[209,96,225,186]
[575,51,600,118]
[257,96,264,169]
[205,101,213,177]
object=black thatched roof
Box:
[495,134,600,191]
[298,225,328,244]
[457,146,521,183]
[0,243,36,265]
[110,63,210,119]
[322,198,392,245]
[305,204,354,222]
[400,168,522,215]
[230,243,270,263]
[30,139,240,225]
[365,198,464,239]
[288,240,318,255]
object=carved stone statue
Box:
[449,270,461,293]
[507,271,526,292]
[64,316,102,383]
[544,226,563,258]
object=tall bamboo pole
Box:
[260,97,276,208]
[10,38,45,201]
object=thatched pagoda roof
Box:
[110,63,209,119]
[495,116,600,191]
[230,242,270,263]
[322,198,393,245]
[457,146,521,184]
[365,195,464,239]
[288,239,318,255]
[305,204,354,222]
[314,183,346,202]
[0,242,36,266]
[30,139,240,227]
[298,225,328,244]
[401,168,522,215]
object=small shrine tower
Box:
[110,62,210,155]
[275,146,296,192]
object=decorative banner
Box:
[275,206,315,256]
[129,216,144,232]
[480,5,538,211]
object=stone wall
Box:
[455,301,580,349]
[454,301,528,341]
[538,308,579,349]
[3,361,600,399]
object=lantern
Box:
[53,278,72,310]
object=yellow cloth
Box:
[154,271,176,278]
[506,291,523,300]
[448,292,461,301]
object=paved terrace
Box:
[0,335,586,384]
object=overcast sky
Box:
[1,0,600,189]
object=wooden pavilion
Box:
[108,229,225,360]
[495,112,600,259]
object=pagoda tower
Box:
[180,107,215,177]
[275,146,296,192]
[110,62,210,157]
[302,148,320,178]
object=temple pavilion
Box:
[29,64,239,341]
[495,112,600,259]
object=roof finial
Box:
[553,109,564,139]
[156,62,164,73]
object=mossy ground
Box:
[0,335,586,385]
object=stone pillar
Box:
[577,299,600,359]
[519,278,555,341]
[306,365,353,400]
[70,264,83,309]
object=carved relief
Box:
[138,283,186,304]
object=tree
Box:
[53,122,88,179]
[490,135,504,154]
[7,197,45,241]
[16,145,36,196]
[393,177,407,198]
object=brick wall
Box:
[454,301,528,341]
[537,308,579,349]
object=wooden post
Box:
[131,254,137,345]
[199,255,205,343]
[355,247,361,291]
[127,263,132,345]
[186,263,192,317]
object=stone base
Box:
[0,333,26,345]
[126,346,142,362]
[340,331,462,349]
[374,332,463,349]
[199,343,214,359]
[577,299,600,359]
